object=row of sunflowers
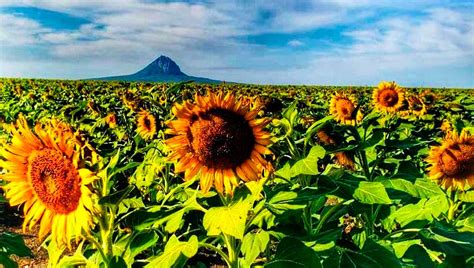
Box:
[0,78,473,267]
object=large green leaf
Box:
[203,196,252,240]
[241,231,270,266]
[353,181,391,204]
[290,145,326,177]
[391,239,422,258]
[0,233,31,257]
[382,178,444,198]
[458,190,474,202]
[266,188,327,215]
[265,237,321,268]
[457,215,474,232]
[419,227,474,256]
[130,142,165,188]
[0,253,17,268]
[323,239,401,268]
[412,179,444,198]
[145,235,198,268]
[130,231,159,258]
[126,193,204,232]
[387,195,449,227]
[99,185,135,206]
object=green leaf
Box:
[457,215,474,232]
[458,190,474,202]
[353,181,391,204]
[130,231,159,258]
[413,179,444,198]
[265,237,321,268]
[388,195,449,227]
[290,145,325,177]
[145,235,198,268]
[361,239,401,268]
[118,196,145,215]
[0,233,32,257]
[127,193,205,232]
[57,254,88,267]
[266,188,327,215]
[275,162,291,180]
[108,149,121,172]
[382,178,444,198]
[391,239,422,258]
[203,196,252,240]
[0,253,17,268]
[382,178,419,197]
[109,256,127,268]
[130,143,165,188]
[241,231,270,265]
[99,185,135,206]
[324,240,401,268]
[420,227,474,256]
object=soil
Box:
[1,204,49,268]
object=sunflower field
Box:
[0,78,473,268]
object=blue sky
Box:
[0,0,473,87]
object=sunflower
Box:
[407,96,427,117]
[373,81,405,113]
[329,93,362,125]
[136,110,157,141]
[87,100,99,116]
[0,116,97,247]
[426,130,474,190]
[420,89,437,107]
[159,95,168,106]
[440,119,453,135]
[122,90,139,110]
[105,113,117,128]
[316,130,355,170]
[165,92,273,195]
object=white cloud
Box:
[287,40,304,47]
[0,13,49,45]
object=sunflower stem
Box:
[314,202,341,236]
[86,234,109,266]
[224,234,239,268]
[199,242,232,267]
[447,190,460,222]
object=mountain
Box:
[91,55,221,83]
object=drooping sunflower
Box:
[0,116,97,247]
[165,92,273,195]
[373,81,405,113]
[136,110,157,141]
[159,95,168,106]
[426,130,474,190]
[317,129,355,170]
[105,113,117,128]
[329,92,362,125]
[420,89,437,108]
[440,119,453,135]
[407,96,427,117]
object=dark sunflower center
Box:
[336,99,355,119]
[28,149,81,214]
[144,117,152,130]
[379,89,399,107]
[188,108,255,169]
[439,144,474,177]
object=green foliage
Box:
[146,235,198,268]
[0,233,32,268]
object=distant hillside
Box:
[91,55,221,83]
